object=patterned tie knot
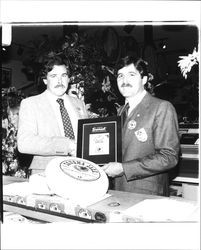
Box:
[57,98,64,107]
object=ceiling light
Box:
[2,24,12,46]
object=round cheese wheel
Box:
[45,157,109,203]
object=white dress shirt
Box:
[127,90,147,116]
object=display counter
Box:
[3,176,199,223]
[170,126,199,201]
[174,126,199,184]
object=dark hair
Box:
[116,55,149,79]
[40,54,70,79]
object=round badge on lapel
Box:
[128,120,137,130]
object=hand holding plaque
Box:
[102,162,124,177]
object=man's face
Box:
[117,63,146,98]
[43,65,70,97]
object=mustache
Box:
[55,84,66,88]
[121,83,132,87]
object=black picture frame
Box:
[77,116,122,166]
[2,67,12,88]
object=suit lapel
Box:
[128,93,152,119]
[123,93,151,129]
[122,93,153,153]
[41,92,62,135]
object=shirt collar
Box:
[46,89,67,103]
[127,90,147,112]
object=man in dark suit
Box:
[102,55,180,196]
[17,54,88,175]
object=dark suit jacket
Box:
[115,92,180,196]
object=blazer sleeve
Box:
[17,98,74,156]
[123,101,180,180]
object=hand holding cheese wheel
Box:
[45,157,109,203]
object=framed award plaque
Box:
[77,116,122,165]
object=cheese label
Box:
[60,159,100,181]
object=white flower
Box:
[177,47,199,79]
[14,169,26,178]
[102,76,111,93]
[9,159,18,171]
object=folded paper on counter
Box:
[123,198,199,222]
[3,182,33,196]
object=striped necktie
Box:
[56,98,75,139]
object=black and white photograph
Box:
[1,1,200,250]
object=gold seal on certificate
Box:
[77,116,122,165]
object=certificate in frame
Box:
[77,116,122,165]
